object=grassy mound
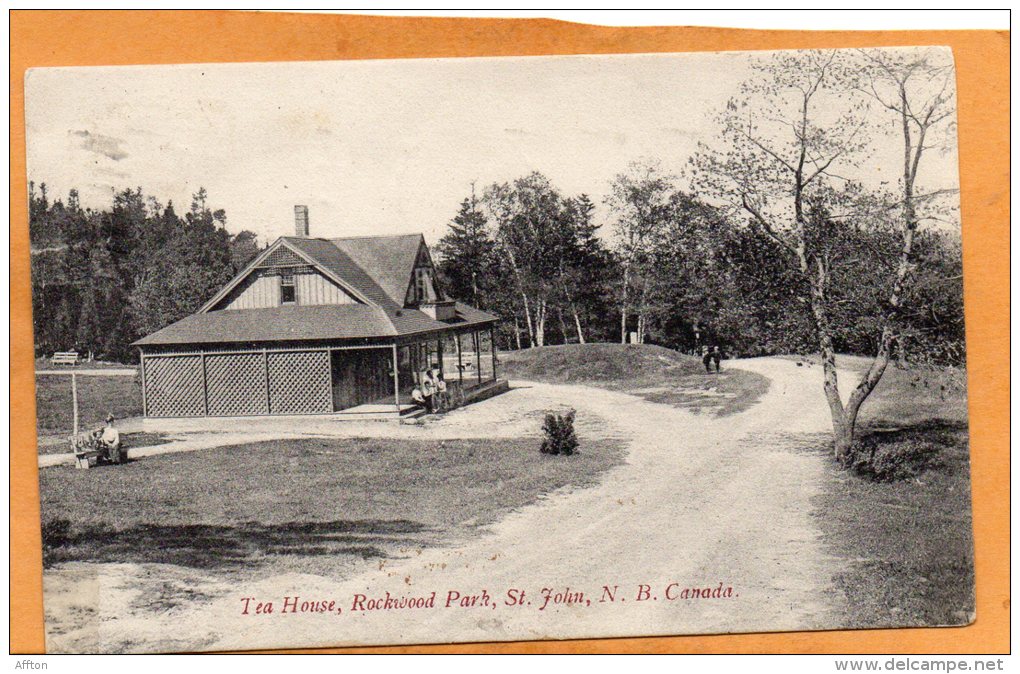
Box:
[500,343,703,383]
[500,343,769,416]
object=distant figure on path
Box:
[701,345,713,373]
[711,346,722,373]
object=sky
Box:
[25,49,959,246]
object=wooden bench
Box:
[51,351,80,366]
[70,431,103,469]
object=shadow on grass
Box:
[864,417,968,434]
[849,418,970,483]
[815,417,974,628]
[43,519,431,569]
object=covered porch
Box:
[352,324,503,414]
[139,324,503,420]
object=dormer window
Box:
[280,273,296,304]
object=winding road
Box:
[48,357,850,653]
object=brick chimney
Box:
[294,205,309,237]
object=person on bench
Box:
[99,414,124,464]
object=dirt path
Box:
[46,357,849,653]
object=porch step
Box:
[399,408,428,424]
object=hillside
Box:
[500,343,704,383]
[499,343,769,417]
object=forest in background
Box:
[431,166,964,366]
[29,183,260,362]
[28,167,963,367]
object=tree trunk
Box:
[636,281,650,344]
[534,299,547,347]
[572,305,586,344]
[520,291,535,347]
[620,262,630,344]
[512,315,522,350]
[502,242,535,348]
[560,278,585,344]
[832,73,927,460]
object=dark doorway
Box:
[330,349,393,411]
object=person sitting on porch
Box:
[420,373,436,413]
[410,386,427,411]
[429,366,447,412]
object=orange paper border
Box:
[9,11,1009,654]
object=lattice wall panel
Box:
[205,353,269,416]
[145,356,205,417]
[267,351,332,414]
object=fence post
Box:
[140,352,147,418]
[71,372,79,435]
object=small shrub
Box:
[540,409,579,456]
[847,435,944,482]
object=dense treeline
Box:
[434,168,964,365]
[29,183,260,362]
[28,167,963,369]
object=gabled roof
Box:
[133,302,497,347]
[135,232,496,347]
[329,234,425,307]
[199,236,376,312]
[135,304,398,345]
[202,233,429,313]
[282,236,398,308]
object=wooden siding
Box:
[295,272,357,306]
[216,270,357,310]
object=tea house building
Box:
[133,206,504,418]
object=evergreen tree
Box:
[434,192,495,309]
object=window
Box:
[414,267,433,303]
[414,268,426,303]
[280,273,296,304]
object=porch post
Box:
[392,344,400,413]
[490,326,497,381]
[475,331,482,385]
[456,331,463,386]
[437,336,444,377]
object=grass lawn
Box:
[500,343,770,416]
[40,435,624,579]
[802,354,974,627]
[35,356,137,370]
[34,373,142,438]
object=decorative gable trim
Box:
[402,236,446,306]
[199,238,375,313]
[258,246,306,268]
